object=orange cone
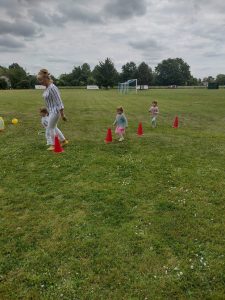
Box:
[54,135,64,153]
[173,116,179,128]
[137,122,143,136]
[105,128,112,143]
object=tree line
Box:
[0,58,225,89]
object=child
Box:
[39,107,68,147]
[149,101,159,128]
[113,106,128,141]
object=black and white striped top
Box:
[43,83,64,113]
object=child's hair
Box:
[117,106,124,113]
[40,107,49,114]
[152,100,158,105]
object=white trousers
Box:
[46,112,65,145]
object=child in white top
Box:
[113,106,128,141]
[149,100,159,128]
[40,107,66,146]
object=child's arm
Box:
[113,119,117,126]
[41,119,48,128]
[122,115,128,127]
[124,115,128,127]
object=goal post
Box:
[118,79,137,94]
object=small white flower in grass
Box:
[191,265,194,269]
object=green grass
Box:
[0,89,225,299]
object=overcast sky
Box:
[0,0,224,78]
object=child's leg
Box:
[118,131,124,141]
[152,117,156,128]
[45,128,52,145]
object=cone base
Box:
[54,149,64,153]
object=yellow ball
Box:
[12,118,18,125]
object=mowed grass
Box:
[0,88,225,299]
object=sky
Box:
[0,0,225,78]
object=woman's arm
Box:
[60,108,67,121]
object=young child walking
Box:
[149,100,159,128]
[113,106,128,141]
[39,107,68,147]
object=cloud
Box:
[104,0,148,19]
[59,3,104,25]
[0,35,25,51]
[129,38,164,52]
[47,57,72,63]
[0,19,40,37]
[0,0,225,77]
[29,8,66,27]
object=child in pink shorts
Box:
[113,106,128,141]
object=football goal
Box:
[118,79,137,94]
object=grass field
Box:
[0,88,225,299]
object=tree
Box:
[7,63,27,88]
[203,76,215,85]
[216,74,225,85]
[0,78,8,89]
[71,66,82,86]
[93,58,118,88]
[27,74,38,88]
[120,62,137,82]
[80,63,92,85]
[187,76,198,86]
[136,62,153,85]
[16,79,30,89]
[58,73,73,86]
[155,58,191,86]
[0,66,7,76]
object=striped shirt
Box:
[43,83,64,113]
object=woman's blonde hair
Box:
[37,69,52,82]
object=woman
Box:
[37,69,68,150]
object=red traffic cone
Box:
[137,122,143,136]
[173,116,179,128]
[105,128,112,143]
[54,135,64,153]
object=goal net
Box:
[118,79,137,94]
